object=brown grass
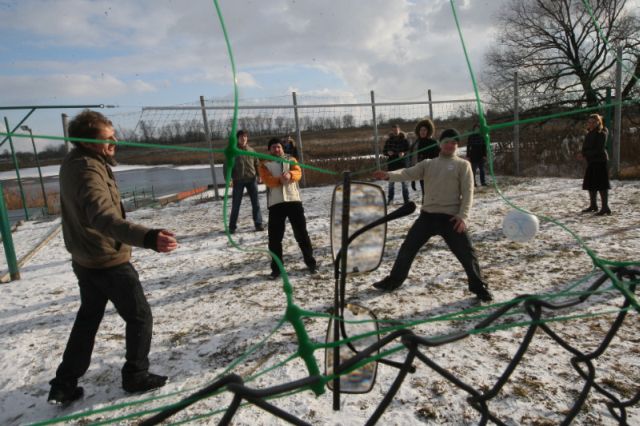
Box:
[2,187,60,212]
[2,116,638,209]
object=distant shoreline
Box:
[0,163,218,181]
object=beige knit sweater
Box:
[387,153,474,221]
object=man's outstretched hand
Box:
[157,230,178,253]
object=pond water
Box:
[1,164,224,222]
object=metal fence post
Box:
[292,92,307,187]
[4,117,29,220]
[61,113,70,153]
[428,89,433,120]
[371,90,381,170]
[0,181,20,281]
[200,95,220,200]
[513,72,520,176]
[612,46,622,179]
[22,126,49,214]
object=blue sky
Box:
[2,0,503,152]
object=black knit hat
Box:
[439,128,460,142]
[267,137,282,149]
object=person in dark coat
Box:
[282,135,299,158]
[48,110,178,406]
[410,118,439,196]
[466,124,487,186]
[382,124,410,204]
[580,113,611,215]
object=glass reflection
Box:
[331,183,386,274]
[325,304,378,393]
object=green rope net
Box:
[0,0,636,424]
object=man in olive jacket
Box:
[48,110,178,406]
[223,129,264,233]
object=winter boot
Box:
[596,190,611,215]
[581,190,598,213]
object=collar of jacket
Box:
[74,145,117,166]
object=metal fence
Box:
[138,92,482,193]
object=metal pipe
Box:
[141,98,478,112]
[21,126,49,214]
[292,92,306,187]
[0,181,20,280]
[612,46,622,178]
[200,96,220,200]
[371,91,381,170]
[4,117,29,221]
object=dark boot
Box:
[581,191,598,213]
[372,276,403,292]
[48,382,84,406]
[596,190,611,215]
[471,286,493,302]
[123,372,168,393]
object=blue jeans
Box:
[388,181,409,203]
[229,179,263,230]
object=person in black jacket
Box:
[282,135,299,158]
[466,124,487,186]
[382,124,410,204]
[410,118,439,196]
[580,114,611,215]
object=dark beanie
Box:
[439,128,460,142]
[267,137,282,149]
[236,129,247,138]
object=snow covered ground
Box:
[0,176,638,425]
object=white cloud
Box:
[0,74,156,104]
[237,72,260,89]
[129,79,157,93]
[0,0,506,107]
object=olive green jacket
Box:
[223,146,260,182]
[59,147,151,268]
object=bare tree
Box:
[342,114,355,129]
[484,0,639,108]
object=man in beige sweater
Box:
[372,128,492,302]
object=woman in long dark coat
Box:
[580,114,611,215]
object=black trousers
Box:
[389,212,487,292]
[51,262,153,388]
[268,202,316,274]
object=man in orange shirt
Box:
[259,138,317,280]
